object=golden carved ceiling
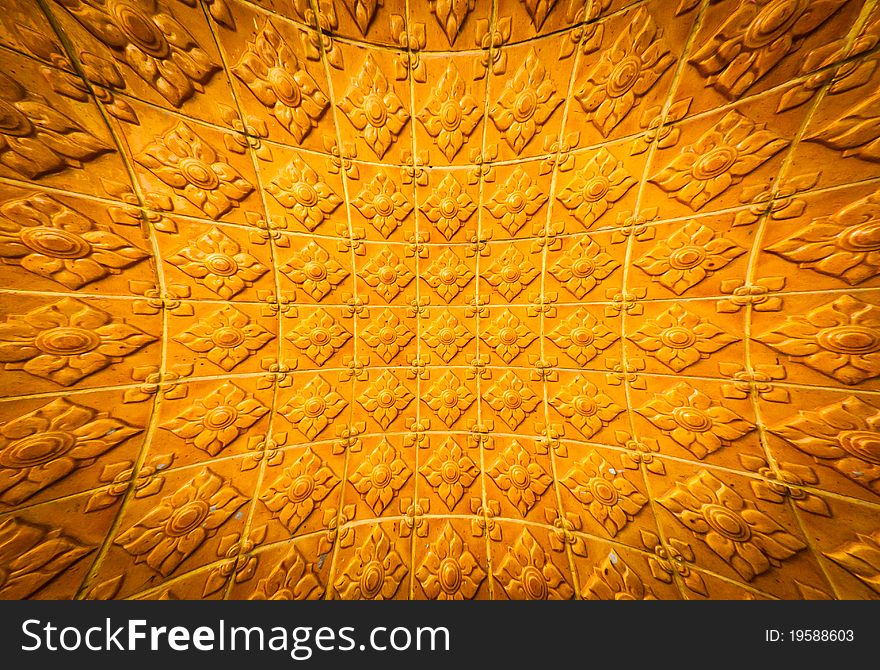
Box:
[0,0,879,601]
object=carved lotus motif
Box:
[267,155,342,232]
[481,309,537,364]
[550,237,619,299]
[489,440,551,516]
[417,61,481,160]
[250,545,323,600]
[360,309,414,363]
[549,308,618,366]
[485,167,547,236]
[175,306,273,371]
[417,521,486,600]
[357,371,413,429]
[557,148,635,228]
[550,376,623,439]
[422,311,474,363]
[428,0,475,45]
[334,525,407,599]
[582,551,656,600]
[484,246,540,301]
[420,438,478,510]
[287,308,351,366]
[349,439,411,514]
[425,370,475,427]
[359,247,414,302]
[825,530,880,594]
[261,449,340,532]
[484,371,540,429]
[352,172,412,238]
[495,528,573,600]
[281,240,349,300]
[420,173,477,240]
[422,248,473,303]
[281,375,347,440]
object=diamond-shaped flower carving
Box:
[0,398,141,505]
[417,521,486,600]
[549,237,619,299]
[338,54,410,158]
[557,148,636,228]
[422,311,474,363]
[260,448,340,532]
[420,438,479,510]
[481,309,537,364]
[425,370,475,427]
[168,227,268,299]
[352,172,412,238]
[576,7,674,137]
[756,295,880,385]
[232,19,329,143]
[649,110,789,211]
[484,245,540,301]
[490,47,562,153]
[280,375,348,440]
[489,440,551,516]
[162,381,269,456]
[549,308,618,366]
[0,297,156,386]
[550,376,623,439]
[495,528,574,600]
[358,371,414,429]
[334,525,408,599]
[0,194,149,290]
[420,173,477,240]
[136,122,253,219]
[417,61,481,159]
[360,308,415,363]
[629,304,737,372]
[657,470,807,581]
[635,220,746,295]
[287,308,352,366]
[267,155,342,231]
[359,247,414,302]
[484,371,540,429]
[175,305,274,371]
[250,545,323,600]
[765,188,880,286]
[349,439,411,514]
[422,248,474,303]
[428,0,475,45]
[486,167,547,236]
[638,382,754,460]
[770,395,880,495]
[281,240,349,300]
[115,467,248,577]
[561,451,647,536]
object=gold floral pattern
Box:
[115,467,248,577]
[260,449,341,532]
[0,297,156,386]
[287,308,351,366]
[488,440,551,515]
[422,311,473,363]
[582,551,656,600]
[550,376,623,439]
[420,173,477,240]
[280,375,347,440]
[550,237,619,299]
[657,470,807,581]
[360,309,414,363]
[0,72,113,179]
[281,240,349,300]
[0,194,149,290]
[629,304,737,372]
[232,19,329,143]
[352,172,413,238]
[420,438,478,509]
[756,294,880,385]
[359,247,414,302]
[175,306,274,371]
[422,248,474,303]
[634,220,746,294]
[484,245,540,301]
[349,439,411,514]
[339,54,410,159]
[136,122,254,219]
[495,528,574,600]
[485,167,547,236]
[490,48,563,153]
[557,148,635,228]
[649,110,789,210]
[417,61,481,160]
[548,308,618,366]
[825,530,880,595]
[267,155,342,231]
[576,8,674,137]
[484,371,540,429]
[161,381,268,456]
[357,371,413,429]
[167,227,268,299]
[334,525,407,599]
[481,309,537,364]
[638,382,755,460]
[428,0,475,45]
[250,545,323,600]
[770,396,880,495]
[425,370,475,427]
[0,398,141,505]
[562,451,647,536]
[807,88,880,163]
[417,521,486,600]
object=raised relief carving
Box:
[484,371,540,429]
[358,371,413,429]
[557,148,635,228]
[175,306,274,371]
[576,7,674,137]
[422,248,473,303]
[418,61,481,159]
[232,19,329,144]
[482,309,537,364]
[359,246,414,302]
[550,376,623,439]
[267,155,342,231]
[0,194,149,289]
[261,449,341,533]
[495,528,574,600]
[484,245,539,301]
[550,237,619,299]
[287,308,352,366]
[353,172,412,238]
[548,308,618,366]
[420,173,477,240]
[417,521,485,599]
[334,525,407,599]
[486,167,546,236]
[360,309,414,363]
[420,438,478,509]
[281,240,349,299]
[825,530,880,594]
[423,311,474,363]
[425,371,475,427]
[0,297,156,386]
[350,439,411,514]
[339,54,409,159]
[489,440,551,516]
[582,550,657,600]
[756,295,880,385]
[0,72,112,179]
[519,0,558,31]
[428,0,475,45]
[650,110,789,210]
[280,375,348,440]
[54,0,221,105]
[250,544,323,600]
[807,88,880,162]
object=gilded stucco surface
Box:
[0,0,879,600]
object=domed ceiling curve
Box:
[0,0,879,600]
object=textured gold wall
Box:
[0,0,878,600]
